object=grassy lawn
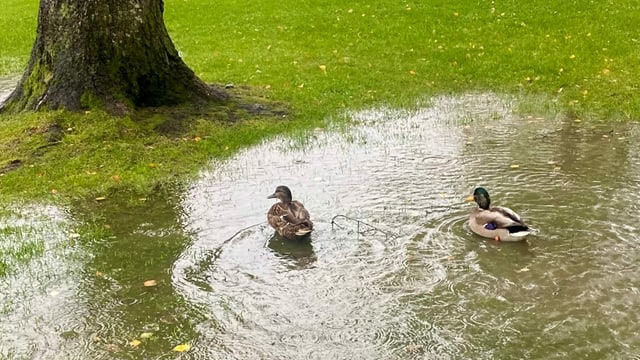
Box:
[0,0,639,201]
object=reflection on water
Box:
[3,93,640,358]
[175,93,640,359]
[267,234,317,270]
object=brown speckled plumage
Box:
[267,186,313,239]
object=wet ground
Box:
[2,93,640,359]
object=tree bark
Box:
[1,0,226,114]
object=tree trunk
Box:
[1,0,226,114]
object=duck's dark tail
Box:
[507,225,529,233]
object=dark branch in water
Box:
[330,214,398,239]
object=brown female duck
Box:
[267,185,313,239]
[465,187,533,242]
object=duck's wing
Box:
[475,206,527,229]
[289,201,313,229]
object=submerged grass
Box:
[0,0,639,202]
[0,215,46,277]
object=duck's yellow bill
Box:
[465,195,475,202]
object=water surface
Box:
[177,93,640,359]
[0,75,17,103]
[2,93,640,359]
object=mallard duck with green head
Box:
[267,185,313,239]
[465,187,533,242]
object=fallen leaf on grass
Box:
[140,332,153,339]
[143,280,157,287]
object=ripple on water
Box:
[0,204,95,359]
[170,93,640,359]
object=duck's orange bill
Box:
[465,195,475,202]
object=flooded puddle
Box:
[3,93,640,358]
[0,76,17,103]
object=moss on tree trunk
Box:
[2,0,226,114]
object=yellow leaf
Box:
[95,196,107,201]
[194,136,202,142]
[140,332,153,339]
[509,164,520,169]
[318,64,327,74]
[143,280,157,287]
[148,163,156,168]
[173,344,191,352]
[408,70,416,75]
[130,339,141,347]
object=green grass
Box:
[0,0,37,75]
[165,0,640,119]
[0,104,300,201]
[1,0,639,202]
